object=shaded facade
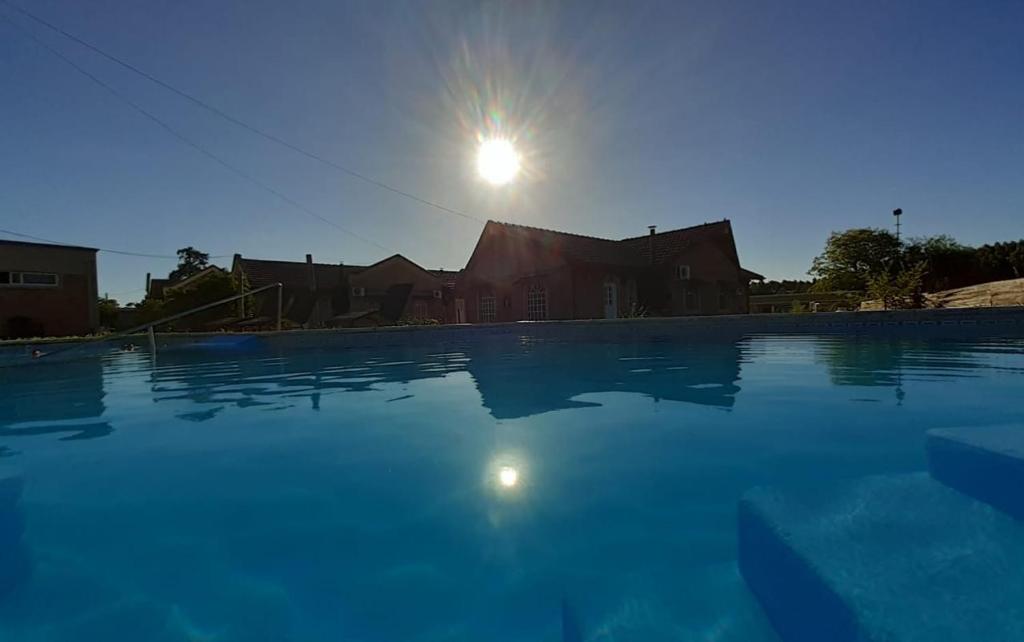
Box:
[348,254,457,324]
[0,240,99,338]
[231,252,458,327]
[232,253,359,327]
[456,220,763,323]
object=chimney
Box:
[306,254,317,291]
[648,226,656,265]
[145,272,151,294]
[648,225,657,236]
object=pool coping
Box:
[2,306,1023,367]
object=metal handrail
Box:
[37,282,283,360]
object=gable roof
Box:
[619,220,738,266]
[482,219,746,269]
[164,266,227,293]
[234,256,366,290]
[345,254,459,290]
[353,253,442,281]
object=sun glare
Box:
[498,466,519,488]
[476,138,521,186]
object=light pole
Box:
[893,208,903,245]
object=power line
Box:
[0,227,229,259]
[0,10,393,254]
[2,0,485,225]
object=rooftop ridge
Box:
[490,219,730,244]
[0,238,98,252]
[238,257,366,269]
[616,219,731,242]
[490,221,628,244]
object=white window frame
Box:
[526,286,547,321]
[676,265,691,280]
[479,295,496,322]
[0,271,59,288]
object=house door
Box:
[455,298,466,324]
[604,281,618,319]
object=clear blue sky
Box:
[2,0,1022,301]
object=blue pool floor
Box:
[0,334,1023,641]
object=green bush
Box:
[866,262,927,310]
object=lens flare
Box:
[476,138,521,185]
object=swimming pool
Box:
[1,332,1023,641]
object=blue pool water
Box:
[1,333,1023,641]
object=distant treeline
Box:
[750,280,815,295]
[756,233,1024,296]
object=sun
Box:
[498,466,519,488]
[476,138,521,186]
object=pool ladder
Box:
[37,282,283,360]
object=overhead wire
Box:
[0,227,229,259]
[1,0,486,226]
[0,9,394,254]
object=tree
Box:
[168,246,210,281]
[137,270,239,331]
[749,280,814,295]
[903,235,978,291]
[809,228,901,291]
[976,240,1024,281]
[866,261,927,309]
[97,297,119,329]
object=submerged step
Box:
[927,424,1024,520]
[738,473,1024,642]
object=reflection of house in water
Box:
[147,350,471,416]
[466,340,746,419]
[146,340,745,420]
[0,359,109,443]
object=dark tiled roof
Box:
[619,221,737,265]
[492,219,741,268]
[236,257,366,289]
[495,222,629,265]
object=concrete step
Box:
[738,473,1024,642]
[927,424,1024,520]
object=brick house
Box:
[0,240,99,338]
[231,253,356,327]
[348,254,457,325]
[455,220,762,323]
[231,252,458,327]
